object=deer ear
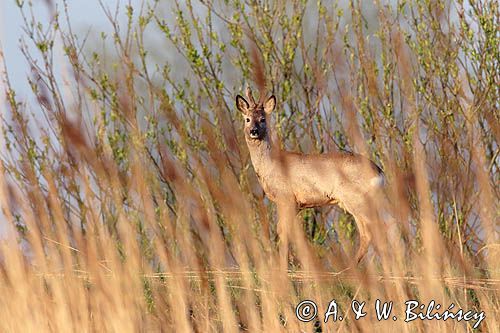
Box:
[264,95,276,114]
[236,95,249,113]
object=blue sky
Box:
[1,0,143,96]
[0,0,143,234]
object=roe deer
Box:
[236,87,385,264]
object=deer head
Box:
[236,87,276,141]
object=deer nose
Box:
[250,128,258,136]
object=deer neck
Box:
[245,135,275,177]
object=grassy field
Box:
[0,0,498,332]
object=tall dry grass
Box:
[0,0,498,332]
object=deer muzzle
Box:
[250,127,259,138]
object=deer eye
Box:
[259,118,265,123]
[245,118,250,123]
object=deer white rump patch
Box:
[370,174,385,188]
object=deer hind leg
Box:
[352,214,372,264]
[348,209,372,264]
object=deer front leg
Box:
[276,200,297,271]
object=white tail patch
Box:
[370,174,385,188]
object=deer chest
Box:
[255,169,292,202]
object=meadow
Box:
[0,0,498,331]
